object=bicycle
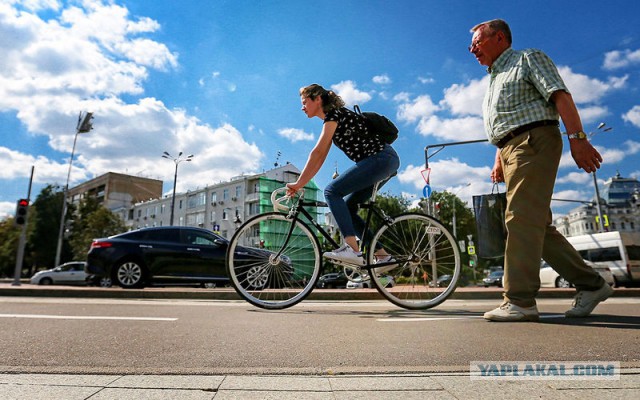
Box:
[226,182,461,310]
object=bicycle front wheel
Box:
[226,212,321,309]
[368,213,461,310]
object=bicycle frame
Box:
[281,194,402,270]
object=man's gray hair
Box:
[471,19,512,45]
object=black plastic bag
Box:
[472,186,507,259]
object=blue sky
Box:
[2,0,640,220]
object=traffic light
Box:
[15,198,29,225]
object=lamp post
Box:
[589,122,612,233]
[162,151,194,226]
[54,112,94,268]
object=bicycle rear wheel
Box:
[226,212,321,309]
[368,213,461,310]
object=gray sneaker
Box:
[484,302,539,322]
[565,284,614,318]
[373,255,396,275]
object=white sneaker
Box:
[484,302,539,322]
[373,255,396,275]
[565,284,614,318]
[323,245,364,266]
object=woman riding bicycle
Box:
[286,83,400,266]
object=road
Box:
[1,296,638,375]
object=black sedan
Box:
[86,226,285,289]
[316,272,348,289]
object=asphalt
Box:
[2,282,640,399]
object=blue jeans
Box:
[324,145,400,246]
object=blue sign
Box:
[423,184,432,198]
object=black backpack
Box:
[353,105,398,144]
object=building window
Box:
[187,192,206,209]
[223,189,229,200]
[235,185,242,198]
[211,192,217,203]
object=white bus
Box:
[566,231,640,287]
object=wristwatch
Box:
[568,131,587,140]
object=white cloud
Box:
[418,76,435,84]
[372,74,391,85]
[416,115,486,141]
[577,105,610,125]
[331,80,372,106]
[396,95,440,124]
[440,76,488,117]
[558,66,627,104]
[556,171,594,185]
[278,128,314,143]
[623,105,640,127]
[0,1,262,194]
[603,48,640,70]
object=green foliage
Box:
[29,184,67,268]
[69,197,126,260]
[0,219,20,277]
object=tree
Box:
[0,218,20,277]
[69,201,126,260]
[29,184,70,269]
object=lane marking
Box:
[379,316,483,322]
[379,314,566,322]
[0,314,177,321]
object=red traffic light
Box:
[15,198,29,226]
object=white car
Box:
[539,260,615,288]
[30,262,88,286]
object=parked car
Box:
[86,226,286,289]
[539,260,615,288]
[483,270,504,287]
[436,274,454,288]
[30,262,88,286]
[316,272,348,289]
[346,275,395,289]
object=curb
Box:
[1,283,639,301]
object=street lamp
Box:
[162,151,194,226]
[589,122,612,233]
[55,112,94,267]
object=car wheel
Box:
[99,277,112,288]
[555,276,571,288]
[114,260,145,289]
[39,277,53,285]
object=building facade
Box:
[125,164,323,239]
[67,172,163,214]
[554,173,640,237]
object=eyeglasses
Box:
[468,33,496,52]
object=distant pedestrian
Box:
[469,19,613,322]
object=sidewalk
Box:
[1,371,639,399]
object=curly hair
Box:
[299,83,345,113]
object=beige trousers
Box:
[500,125,604,307]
